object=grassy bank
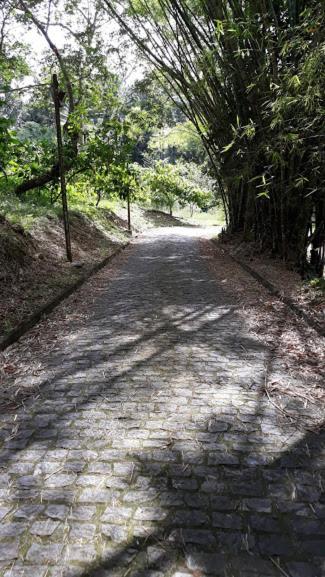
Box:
[0,194,132,339]
[0,194,197,340]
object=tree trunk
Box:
[15,164,60,196]
[14,1,78,197]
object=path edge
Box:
[0,242,130,352]
[211,238,324,337]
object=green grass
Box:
[0,193,121,233]
[0,190,225,236]
[174,206,225,226]
[309,277,325,293]
[72,203,128,241]
[0,195,61,229]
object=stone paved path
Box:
[0,228,324,577]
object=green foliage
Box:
[0,121,56,186]
[1,0,323,277]
[138,160,213,214]
[0,192,60,229]
[0,28,30,89]
[1,0,215,228]
[148,121,206,164]
[106,0,324,274]
[127,73,182,128]
[309,277,325,293]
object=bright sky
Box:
[11,7,143,90]
[11,15,66,68]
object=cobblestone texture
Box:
[0,228,324,577]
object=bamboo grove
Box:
[103,0,325,276]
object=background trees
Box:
[103,0,325,276]
[0,0,214,223]
[137,160,213,216]
[1,0,323,276]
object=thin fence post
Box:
[127,189,131,232]
[52,73,72,262]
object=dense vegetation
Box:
[0,0,324,276]
[0,0,214,232]
[104,0,324,276]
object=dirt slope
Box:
[0,209,129,339]
[0,205,189,341]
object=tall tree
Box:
[102,0,325,275]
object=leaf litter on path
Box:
[201,238,324,432]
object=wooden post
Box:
[52,73,72,262]
[127,188,131,232]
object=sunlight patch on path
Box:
[0,227,323,577]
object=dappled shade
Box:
[0,228,323,576]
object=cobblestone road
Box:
[0,228,324,577]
